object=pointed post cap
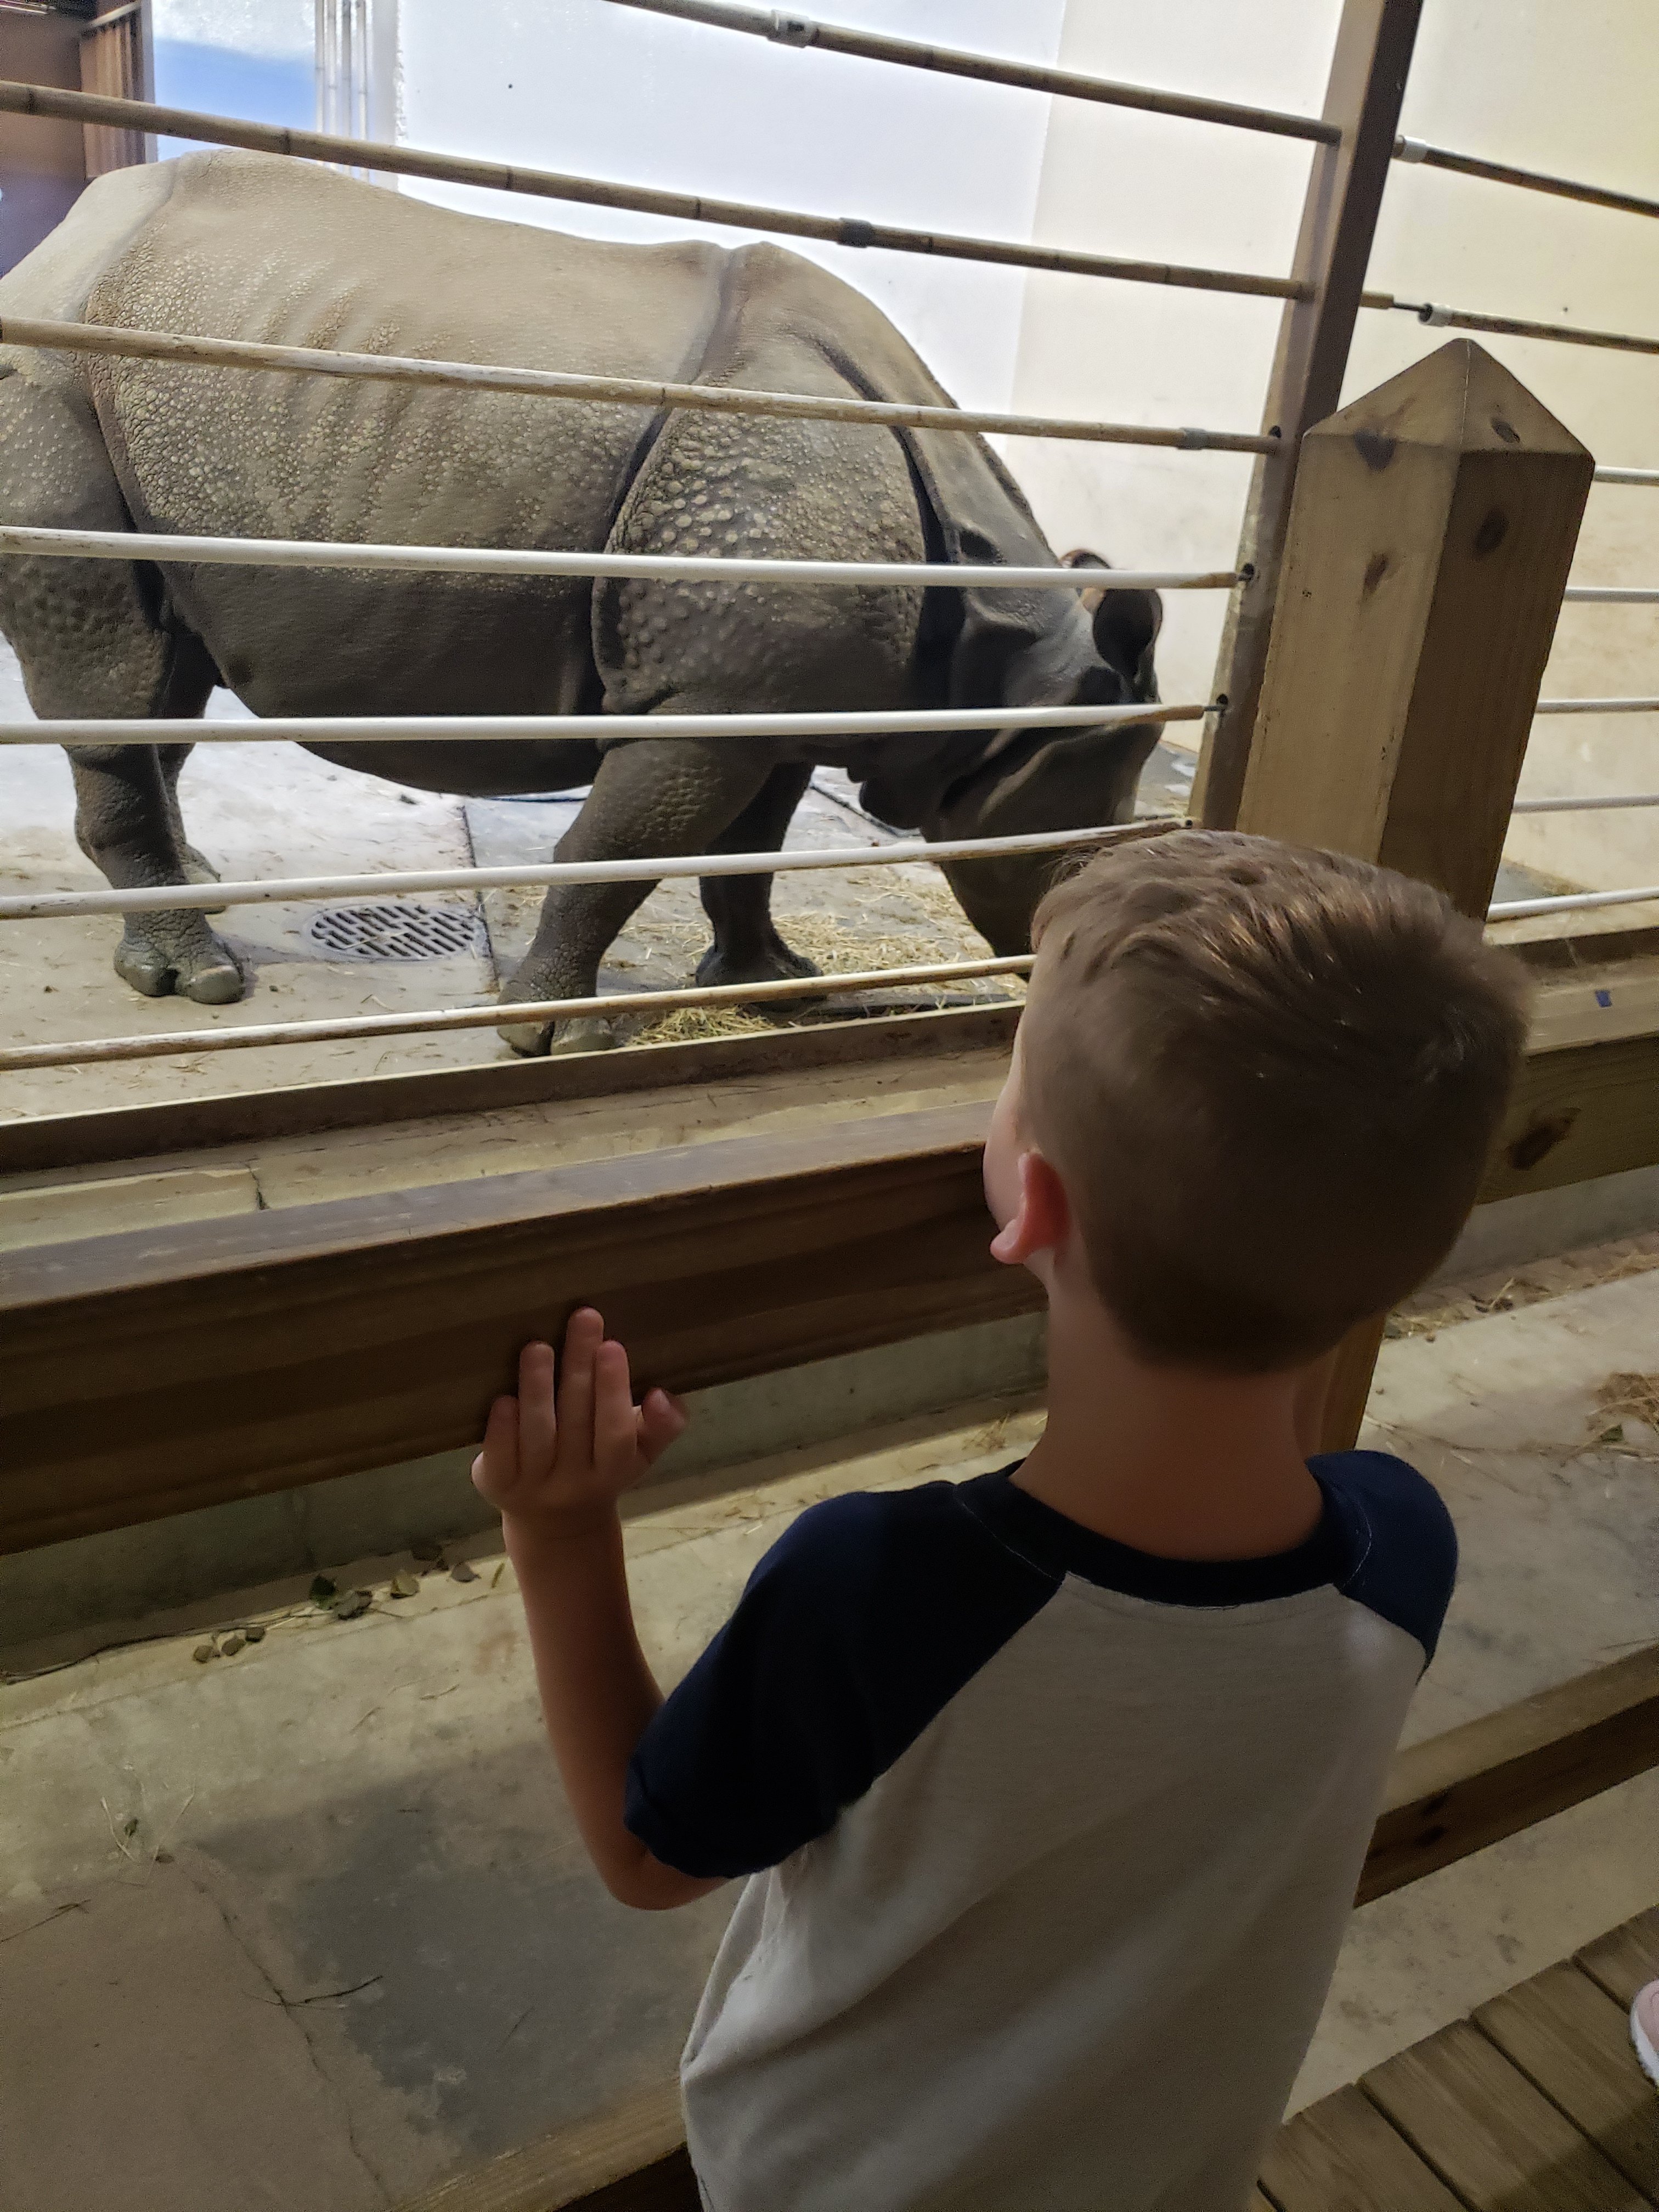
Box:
[1307,337,1591,466]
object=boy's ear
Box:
[990,1150,1070,1268]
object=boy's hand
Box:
[472,1309,689,1538]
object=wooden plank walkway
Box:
[1261,1904,1659,2211]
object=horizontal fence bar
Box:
[1394,135,1659,223]
[0,315,1279,457]
[1511,793,1659,813]
[1562,585,1659,604]
[0,701,1208,748]
[0,522,1235,596]
[0,818,1180,923]
[1360,288,1659,359]
[1533,697,1659,715]
[0,955,1034,1072]
[605,0,1336,145]
[1489,882,1659,922]
[0,82,1308,306]
[1594,467,1659,487]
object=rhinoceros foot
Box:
[498,1011,618,1058]
[114,913,245,1003]
[692,940,821,990]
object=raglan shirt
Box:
[624,1453,1457,2212]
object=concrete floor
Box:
[3,1262,1657,2210]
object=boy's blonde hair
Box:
[1020,831,1530,1371]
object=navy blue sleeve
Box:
[1311,1449,1458,1666]
[624,1481,1057,1879]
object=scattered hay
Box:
[631,1004,777,1046]
[1593,1372,1659,1447]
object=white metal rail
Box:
[1594,469,1659,488]
[5,84,1658,369]
[599,0,1337,144]
[1511,794,1659,813]
[0,522,1234,596]
[0,958,1035,1072]
[0,702,1207,748]
[0,820,1181,924]
[0,315,1278,458]
[1532,698,1659,715]
[1489,883,1659,922]
[0,81,1308,306]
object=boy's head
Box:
[986,831,1530,1373]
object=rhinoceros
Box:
[0,150,1163,1052]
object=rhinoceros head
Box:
[857,550,1166,955]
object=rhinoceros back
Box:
[9,153,1071,720]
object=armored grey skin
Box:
[0,151,1163,1054]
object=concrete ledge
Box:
[1433,1161,1659,1286]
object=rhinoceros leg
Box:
[495,734,780,1057]
[695,763,819,988]
[63,650,241,1003]
[0,368,242,1001]
[157,742,225,901]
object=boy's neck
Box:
[1014,1277,1332,1564]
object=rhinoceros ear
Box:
[1092,585,1163,698]
[897,437,1066,705]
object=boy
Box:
[473,830,1529,2211]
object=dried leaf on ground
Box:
[331,1588,373,1621]
[390,1572,421,1599]
[449,1560,479,1585]
[309,1575,337,1603]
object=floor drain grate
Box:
[306,902,482,961]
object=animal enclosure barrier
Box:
[4,4,1659,2202]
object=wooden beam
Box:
[1223,337,1593,1447]
[0,1005,1020,1179]
[1231,340,1593,912]
[0,1101,1042,1554]
[1357,1643,1659,1905]
[1481,1027,1659,1202]
[1196,0,1424,830]
[2,1012,1654,1554]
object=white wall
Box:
[1007,0,1659,891]
[392,0,1068,413]
[1003,0,1341,749]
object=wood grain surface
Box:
[1359,1644,1659,1903]
[0,1102,1041,1551]
[1362,2019,1649,2211]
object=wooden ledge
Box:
[0,1100,1040,1552]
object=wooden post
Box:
[1194,0,1423,832]
[1233,337,1593,1446]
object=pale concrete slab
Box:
[0,1408,1045,2210]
